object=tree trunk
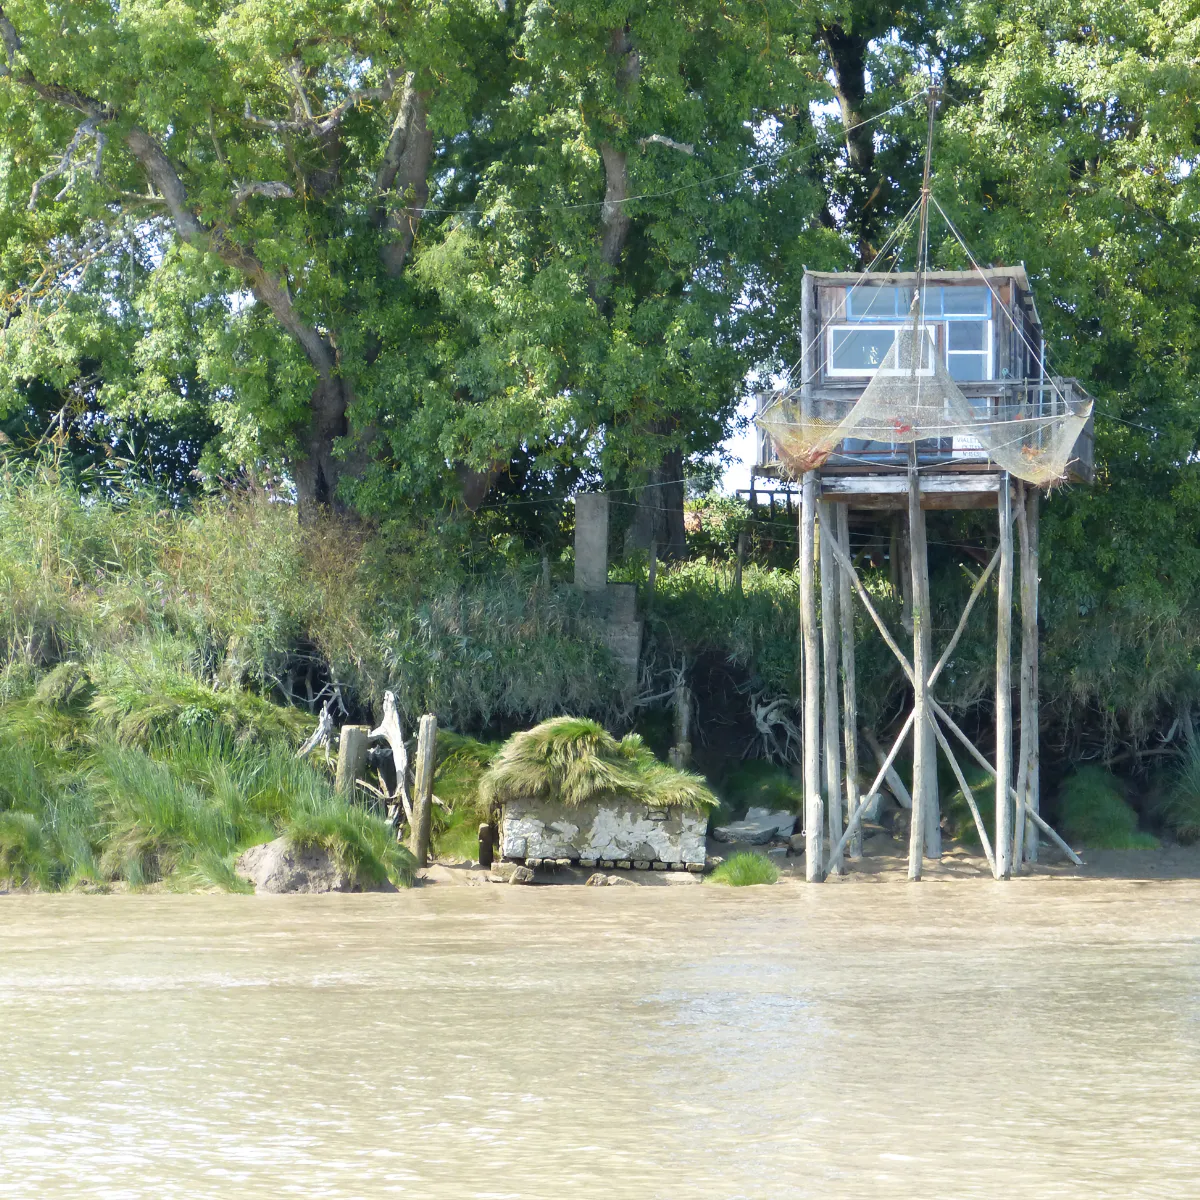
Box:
[628,448,686,560]
[293,375,354,519]
[821,24,884,264]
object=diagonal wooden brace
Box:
[930,699,1082,866]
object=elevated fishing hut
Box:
[757,157,1093,882]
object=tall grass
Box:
[0,715,414,891]
[1156,744,1200,843]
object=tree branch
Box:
[28,117,105,209]
[376,72,431,277]
[244,69,397,138]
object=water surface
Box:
[2,881,1198,1198]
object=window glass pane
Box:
[915,287,942,317]
[847,286,902,318]
[947,352,988,381]
[831,327,897,371]
[942,286,990,315]
[948,320,988,351]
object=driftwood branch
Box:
[296,700,334,758]
[369,690,412,823]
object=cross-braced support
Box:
[805,480,1076,881]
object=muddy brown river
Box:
[1,881,1198,1197]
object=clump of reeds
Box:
[706,852,780,887]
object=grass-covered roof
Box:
[479,717,718,813]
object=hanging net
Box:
[756,311,1093,487]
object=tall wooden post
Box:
[995,479,1014,879]
[734,530,747,595]
[1017,486,1040,863]
[410,713,438,867]
[801,471,823,881]
[334,724,369,800]
[906,454,928,880]
[819,502,843,875]
[836,504,862,859]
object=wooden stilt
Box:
[907,454,928,880]
[836,504,862,859]
[1013,481,1030,870]
[801,470,823,882]
[995,478,1014,879]
[1019,488,1040,863]
[819,502,844,874]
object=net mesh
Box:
[757,314,1093,487]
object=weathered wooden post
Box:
[334,724,369,800]
[819,502,843,874]
[477,822,495,869]
[734,530,747,595]
[836,504,862,859]
[907,451,928,880]
[801,472,822,882]
[410,713,438,867]
[1015,483,1040,865]
[995,478,1014,879]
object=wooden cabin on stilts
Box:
[757,89,1092,882]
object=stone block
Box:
[499,796,708,866]
[574,493,609,591]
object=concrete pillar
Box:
[574,493,609,591]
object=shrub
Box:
[707,851,780,886]
[1056,766,1158,849]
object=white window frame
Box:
[826,323,937,378]
[944,319,994,381]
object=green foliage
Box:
[718,760,803,819]
[0,705,415,890]
[1056,767,1158,850]
[940,763,994,850]
[480,716,718,813]
[86,644,313,749]
[1155,746,1200,845]
[706,851,780,887]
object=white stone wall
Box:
[500,797,707,865]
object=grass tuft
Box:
[706,851,780,887]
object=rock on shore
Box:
[236,837,395,894]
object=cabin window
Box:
[828,325,936,376]
[946,319,992,381]
[833,284,995,380]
